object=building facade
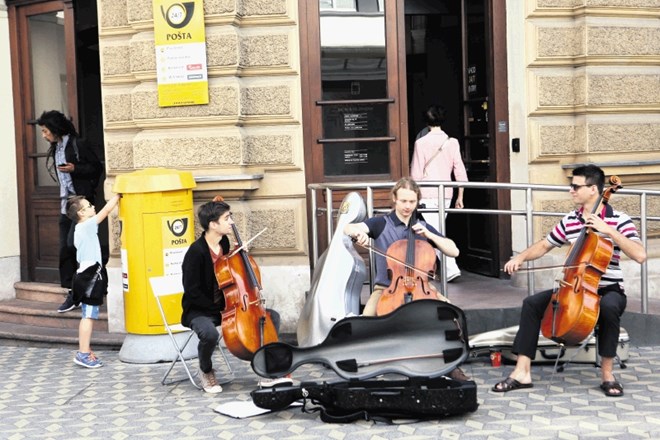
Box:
[3,0,659,332]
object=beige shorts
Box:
[362,285,449,317]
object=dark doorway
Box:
[404,0,511,277]
[74,0,107,265]
[405,2,462,150]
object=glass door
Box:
[318,0,393,178]
[300,0,409,257]
[9,0,78,282]
[302,0,408,185]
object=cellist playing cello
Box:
[181,199,291,393]
[344,177,469,381]
[493,164,646,397]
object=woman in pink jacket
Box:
[410,105,468,281]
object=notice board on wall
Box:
[153,0,209,107]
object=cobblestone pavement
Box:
[0,342,659,440]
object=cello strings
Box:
[354,241,439,281]
[228,227,268,257]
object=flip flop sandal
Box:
[492,377,534,393]
[600,380,624,397]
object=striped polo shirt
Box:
[546,205,641,289]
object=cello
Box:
[214,202,278,361]
[541,176,623,346]
[376,214,439,316]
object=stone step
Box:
[0,298,109,331]
[1,281,123,349]
[0,321,124,350]
[14,282,68,304]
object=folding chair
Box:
[150,276,233,389]
[553,325,627,373]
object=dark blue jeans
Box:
[189,315,220,374]
[190,309,281,373]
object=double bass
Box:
[376,214,438,316]
[541,176,623,345]
[214,212,278,361]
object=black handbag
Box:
[72,263,106,303]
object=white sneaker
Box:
[199,368,223,393]
[258,377,294,388]
[447,271,461,282]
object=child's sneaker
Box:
[74,351,103,369]
[57,291,81,312]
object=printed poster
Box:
[153,0,209,106]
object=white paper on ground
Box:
[214,400,302,419]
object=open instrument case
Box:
[469,325,629,366]
[251,300,478,422]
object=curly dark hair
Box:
[37,110,79,181]
[36,110,78,138]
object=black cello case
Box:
[251,300,478,422]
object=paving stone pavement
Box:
[1,343,659,440]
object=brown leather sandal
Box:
[492,377,533,393]
[600,380,624,397]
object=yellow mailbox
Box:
[113,168,196,334]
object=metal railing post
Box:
[310,188,319,268]
[525,187,535,296]
[367,186,376,294]
[325,188,333,241]
[640,192,648,314]
[438,184,448,296]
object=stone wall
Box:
[520,1,660,237]
[506,0,660,295]
[0,3,20,300]
[525,1,659,167]
[97,0,308,333]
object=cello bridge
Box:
[558,279,571,288]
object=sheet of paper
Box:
[214,401,301,419]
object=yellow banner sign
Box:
[153,0,209,107]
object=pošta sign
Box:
[153,0,209,107]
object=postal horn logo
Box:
[167,218,189,237]
[161,2,195,29]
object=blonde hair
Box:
[391,177,421,201]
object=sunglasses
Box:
[569,183,593,191]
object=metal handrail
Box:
[308,180,660,314]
